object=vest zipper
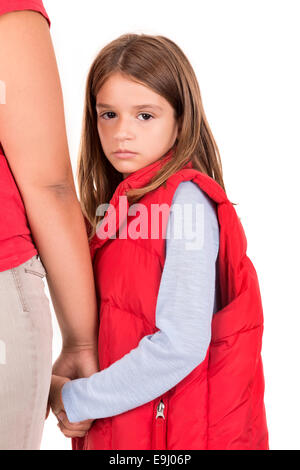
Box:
[156,399,165,419]
[154,398,167,450]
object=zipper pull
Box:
[156,400,165,419]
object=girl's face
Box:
[95,72,180,179]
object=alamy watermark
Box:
[95,197,205,251]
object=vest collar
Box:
[119,145,191,192]
[107,145,192,203]
[122,145,175,190]
[90,146,193,255]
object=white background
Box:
[41,0,300,450]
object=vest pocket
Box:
[153,397,168,450]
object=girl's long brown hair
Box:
[77,33,229,241]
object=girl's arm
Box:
[60,181,220,423]
[0,10,98,350]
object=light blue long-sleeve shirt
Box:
[61,181,220,423]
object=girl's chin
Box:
[114,161,142,174]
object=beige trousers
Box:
[0,254,53,450]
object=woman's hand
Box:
[51,344,100,380]
[45,344,99,421]
[49,374,94,438]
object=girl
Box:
[50,33,269,450]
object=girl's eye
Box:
[137,113,153,121]
[99,112,153,121]
[100,111,116,120]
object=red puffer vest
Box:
[72,148,269,450]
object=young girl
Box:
[50,33,269,450]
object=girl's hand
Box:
[49,374,94,438]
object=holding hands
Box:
[49,374,93,438]
[47,345,99,438]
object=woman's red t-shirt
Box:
[0,1,50,271]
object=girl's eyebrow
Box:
[95,103,163,111]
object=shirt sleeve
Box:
[61,181,220,423]
[0,1,51,27]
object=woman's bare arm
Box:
[0,10,98,350]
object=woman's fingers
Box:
[49,375,95,437]
[56,410,94,432]
[57,421,87,438]
[56,411,93,438]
